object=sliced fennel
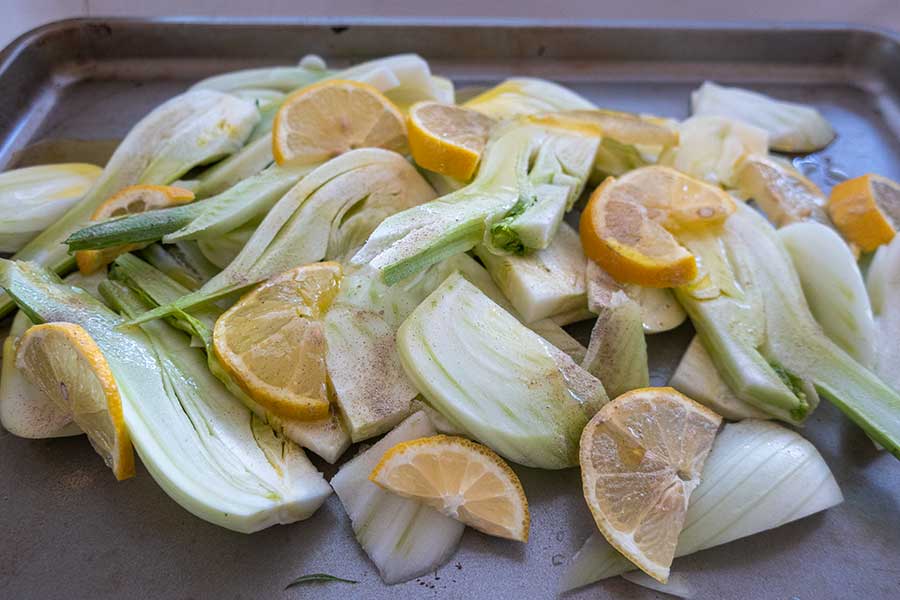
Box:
[353,124,596,284]
[559,419,843,591]
[669,337,771,421]
[1,90,258,318]
[194,134,276,198]
[779,222,875,367]
[1,269,109,439]
[474,222,587,323]
[581,290,649,399]
[138,242,219,291]
[397,272,607,468]
[331,411,465,584]
[676,205,900,454]
[586,261,686,334]
[662,115,768,187]
[867,236,900,393]
[691,81,835,153]
[0,260,331,532]
[464,77,594,119]
[108,253,350,463]
[196,224,255,268]
[0,163,102,252]
[191,60,331,93]
[131,149,436,324]
[528,318,588,364]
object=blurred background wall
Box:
[4,0,899,49]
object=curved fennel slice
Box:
[331,411,464,584]
[397,272,607,469]
[560,420,843,592]
[586,261,686,334]
[1,260,330,532]
[867,236,900,394]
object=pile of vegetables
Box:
[1,53,898,594]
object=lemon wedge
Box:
[407,101,496,181]
[212,262,342,421]
[272,79,408,166]
[736,154,829,227]
[828,173,900,253]
[16,322,134,480]
[579,166,735,287]
[580,387,721,583]
[370,434,530,542]
[75,184,195,275]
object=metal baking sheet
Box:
[0,18,898,600]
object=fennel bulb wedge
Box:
[779,222,875,367]
[397,272,607,469]
[353,124,596,284]
[867,236,900,393]
[677,205,900,454]
[0,260,331,532]
[669,337,770,421]
[464,78,595,119]
[130,149,436,324]
[691,81,835,153]
[581,291,649,399]
[475,222,587,323]
[0,163,102,253]
[331,411,465,584]
[586,262,686,334]
[560,419,843,592]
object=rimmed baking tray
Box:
[0,18,898,600]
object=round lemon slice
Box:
[407,101,496,181]
[579,166,735,287]
[529,109,678,147]
[370,434,530,542]
[16,322,134,480]
[828,173,900,253]
[272,79,408,166]
[212,262,342,421]
[580,387,721,583]
[75,184,195,275]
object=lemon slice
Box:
[580,387,721,583]
[407,101,496,181]
[16,323,134,480]
[736,154,829,227]
[828,173,900,252]
[272,79,408,166]
[579,166,735,287]
[212,262,342,421]
[529,109,678,147]
[75,184,195,275]
[369,434,530,542]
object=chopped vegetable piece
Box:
[529,109,678,147]
[464,78,594,119]
[331,411,465,584]
[581,291,649,398]
[585,262,686,334]
[370,434,530,542]
[397,272,607,469]
[867,236,900,393]
[691,81,835,153]
[561,420,843,591]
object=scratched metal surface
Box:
[0,18,898,600]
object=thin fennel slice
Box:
[560,420,843,591]
[397,272,607,469]
[331,411,464,584]
[1,89,258,318]
[586,261,686,334]
[1,260,330,532]
[867,235,900,393]
[581,290,649,399]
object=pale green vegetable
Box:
[1,259,331,532]
[354,124,596,284]
[130,149,436,324]
[108,253,350,463]
[691,81,835,153]
[669,337,771,421]
[621,572,695,599]
[0,270,109,439]
[397,272,607,468]
[779,222,875,367]
[331,411,465,584]
[191,61,330,93]
[194,135,276,197]
[464,77,594,119]
[581,290,648,399]
[138,242,219,291]
[528,319,588,364]
[0,90,259,318]
[559,420,843,592]
[586,261,686,334]
[0,164,102,252]
[328,54,444,110]
[197,223,256,269]
[662,115,768,186]
[592,138,648,180]
[867,236,900,393]
[676,205,900,454]
[475,223,587,323]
